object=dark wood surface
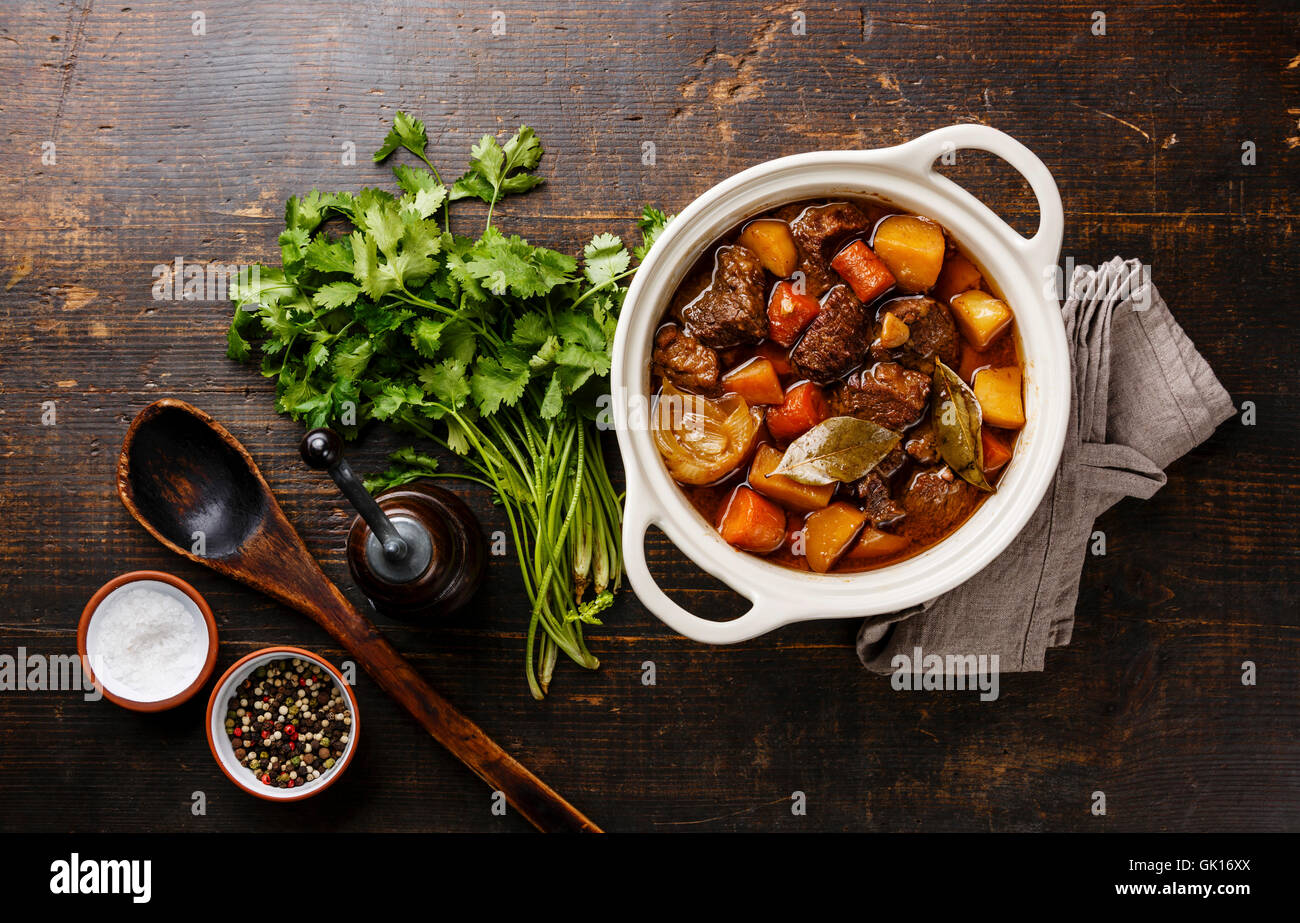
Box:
[1,0,1296,832]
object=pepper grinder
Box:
[300,428,486,621]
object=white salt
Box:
[94,587,205,699]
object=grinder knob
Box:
[300,428,431,582]
[300,428,485,620]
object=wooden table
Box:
[1,0,1295,833]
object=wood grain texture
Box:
[0,0,1296,832]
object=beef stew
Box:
[650,198,1026,574]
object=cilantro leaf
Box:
[364,446,442,493]
[332,338,374,379]
[429,323,469,368]
[418,358,471,408]
[226,317,252,361]
[465,229,575,298]
[304,235,355,275]
[229,266,298,311]
[511,312,550,348]
[470,351,531,415]
[373,111,429,163]
[409,317,442,358]
[582,233,631,288]
[312,280,361,310]
[393,164,448,219]
[539,372,565,419]
[634,206,674,261]
[449,126,546,205]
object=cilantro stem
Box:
[395,287,504,349]
[569,266,639,312]
[409,149,452,235]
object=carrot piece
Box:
[748,443,835,511]
[722,357,785,405]
[765,381,828,444]
[766,281,822,347]
[981,428,1013,473]
[935,251,983,304]
[830,240,896,303]
[754,340,794,378]
[717,485,787,554]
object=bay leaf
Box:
[932,359,994,492]
[772,415,902,486]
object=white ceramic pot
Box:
[611,124,1068,644]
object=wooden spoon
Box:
[117,398,600,833]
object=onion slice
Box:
[653,381,762,486]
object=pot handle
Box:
[621,482,799,644]
[894,124,1064,273]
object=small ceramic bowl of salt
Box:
[78,571,218,711]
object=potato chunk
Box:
[973,367,1025,429]
[877,312,911,349]
[950,290,1013,349]
[802,502,868,573]
[842,527,911,562]
[871,215,946,293]
[747,444,835,512]
[738,219,798,278]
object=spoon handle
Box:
[311,584,602,833]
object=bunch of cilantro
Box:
[228,112,669,699]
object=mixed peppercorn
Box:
[224,657,352,789]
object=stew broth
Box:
[650,197,1025,574]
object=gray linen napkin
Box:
[857,257,1236,672]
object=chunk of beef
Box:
[794,253,836,298]
[879,296,959,369]
[850,471,906,527]
[830,361,931,431]
[901,466,980,543]
[651,324,721,396]
[876,445,908,478]
[775,202,872,298]
[668,264,711,322]
[681,244,768,347]
[791,202,873,262]
[904,418,940,465]
[790,284,871,382]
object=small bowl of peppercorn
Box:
[205,646,359,801]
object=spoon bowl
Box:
[122,403,267,559]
